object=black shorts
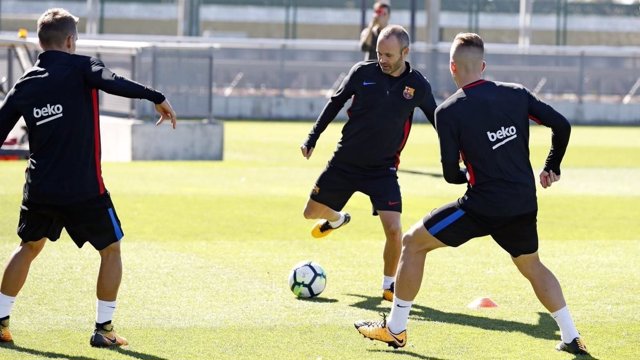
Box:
[17,192,124,251]
[310,163,402,214]
[422,201,538,257]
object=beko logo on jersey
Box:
[33,104,64,126]
[486,126,517,149]
[33,104,63,118]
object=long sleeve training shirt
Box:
[305,61,436,173]
[0,51,165,204]
[435,80,571,216]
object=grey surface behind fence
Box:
[1,37,639,123]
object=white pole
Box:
[86,0,99,35]
[518,0,534,48]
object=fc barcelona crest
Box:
[403,86,415,99]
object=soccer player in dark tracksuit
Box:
[301,25,437,302]
[0,8,176,347]
[356,33,589,356]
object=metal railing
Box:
[1,35,639,122]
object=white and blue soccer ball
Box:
[288,261,327,298]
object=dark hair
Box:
[379,25,410,49]
[37,8,78,49]
[374,2,391,14]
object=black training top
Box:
[0,51,165,205]
[435,79,571,216]
[304,61,436,172]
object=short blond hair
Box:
[450,32,484,59]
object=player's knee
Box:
[302,206,316,219]
[386,224,403,242]
[20,238,46,258]
[99,241,121,258]
[513,255,544,279]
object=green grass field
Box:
[0,121,638,360]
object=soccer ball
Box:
[288,261,326,298]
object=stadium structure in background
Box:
[0,0,638,124]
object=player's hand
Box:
[155,100,177,129]
[301,145,314,159]
[539,170,560,189]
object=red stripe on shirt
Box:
[92,89,105,194]
[460,150,475,186]
[394,113,413,168]
[462,79,486,90]
[529,114,542,124]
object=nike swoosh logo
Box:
[389,331,406,346]
[362,81,376,86]
[396,304,410,308]
[388,201,400,206]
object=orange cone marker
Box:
[467,297,498,309]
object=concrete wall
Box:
[212,95,640,125]
[100,116,224,161]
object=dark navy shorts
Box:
[310,163,402,214]
[422,201,538,257]
[17,192,124,251]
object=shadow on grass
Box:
[0,342,96,360]
[398,169,443,178]
[368,348,447,360]
[0,342,171,360]
[296,296,338,303]
[348,293,557,340]
[114,347,170,360]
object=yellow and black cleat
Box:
[311,213,351,238]
[556,337,589,355]
[382,282,395,302]
[90,322,128,348]
[354,315,406,349]
[0,317,12,343]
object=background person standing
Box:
[360,1,391,61]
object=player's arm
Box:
[418,80,437,128]
[301,64,358,159]
[436,109,467,184]
[0,90,22,144]
[85,57,177,128]
[526,89,571,187]
[360,25,376,52]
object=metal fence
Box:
[1,35,639,122]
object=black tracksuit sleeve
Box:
[526,89,571,175]
[0,90,21,144]
[85,57,165,104]
[418,82,437,128]
[304,64,358,149]
[435,108,467,184]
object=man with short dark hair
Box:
[302,25,436,302]
[0,8,176,347]
[360,1,391,61]
[355,32,589,356]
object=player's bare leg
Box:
[356,221,447,346]
[97,241,122,301]
[303,198,341,222]
[91,241,127,347]
[0,238,46,342]
[394,223,447,301]
[512,252,588,355]
[512,252,566,312]
[1,238,46,297]
[304,199,350,238]
[378,210,402,300]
